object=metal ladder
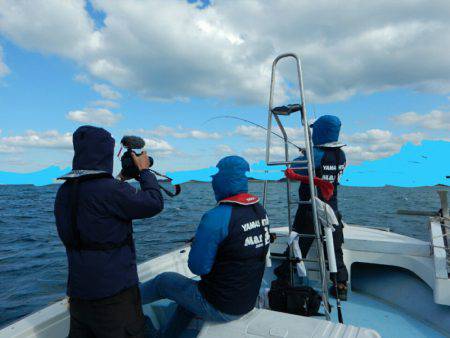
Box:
[262,53,331,319]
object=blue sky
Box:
[0,0,449,176]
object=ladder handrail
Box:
[263,53,331,320]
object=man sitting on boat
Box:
[292,115,349,300]
[140,156,270,337]
[54,126,164,338]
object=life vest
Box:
[198,193,270,315]
[299,146,346,212]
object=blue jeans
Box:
[140,272,240,337]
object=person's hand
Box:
[131,151,150,171]
[117,172,128,181]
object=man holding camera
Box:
[54,125,164,338]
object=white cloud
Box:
[90,100,120,109]
[216,144,233,155]
[177,129,221,139]
[242,147,265,158]
[344,129,393,144]
[284,127,304,143]
[393,110,450,130]
[342,129,426,163]
[234,125,304,147]
[3,157,29,166]
[0,45,9,77]
[143,138,174,157]
[134,126,221,140]
[239,128,431,164]
[243,145,289,161]
[235,125,266,140]
[3,1,450,103]
[0,129,177,172]
[67,108,122,126]
[0,130,72,151]
[92,83,122,100]
[0,144,18,153]
[139,126,173,137]
[0,0,99,59]
[74,73,90,84]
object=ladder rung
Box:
[272,231,316,238]
[269,255,285,260]
[288,166,308,170]
[270,253,319,264]
[299,234,317,238]
[267,160,306,166]
[290,258,320,264]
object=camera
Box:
[120,136,154,179]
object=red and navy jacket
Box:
[188,156,270,315]
[293,115,346,212]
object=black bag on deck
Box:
[268,279,322,316]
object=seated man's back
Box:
[192,183,270,315]
[140,156,270,337]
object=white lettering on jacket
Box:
[241,216,269,232]
[242,216,270,248]
[322,165,345,170]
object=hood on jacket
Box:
[212,156,249,202]
[311,115,341,146]
[72,126,115,174]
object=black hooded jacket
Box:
[54,126,163,300]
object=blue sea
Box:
[0,182,446,327]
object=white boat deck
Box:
[271,223,449,305]
[1,223,450,337]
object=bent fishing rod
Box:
[204,115,305,152]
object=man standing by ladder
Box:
[292,114,349,300]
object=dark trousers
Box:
[69,285,148,338]
[293,207,349,283]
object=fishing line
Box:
[203,115,305,152]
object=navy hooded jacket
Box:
[188,156,270,315]
[293,115,346,212]
[54,126,164,300]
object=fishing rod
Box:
[204,115,305,152]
